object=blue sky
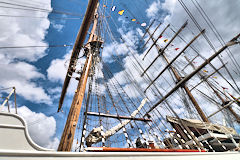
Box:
[0,0,164,149]
[1,0,240,150]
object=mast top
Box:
[58,0,99,112]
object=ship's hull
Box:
[1,150,240,160]
[1,112,240,159]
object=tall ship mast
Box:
[0,0,240,159]
[54,0,240,152]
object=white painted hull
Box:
[0,150,240,160]
[1,112,240,159]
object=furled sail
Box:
[86,98,147,146]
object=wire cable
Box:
[0,14,82,20]
[0,44,73,49]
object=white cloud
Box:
[102,42,128,62]
[146,0,161,18]
[46,137,60,150]
[0,0,51,61]
[47,87,62,100]
[142,0,240,125]
[20,0,239,148]
[0,59,51,104]
[47,50,86,97]
[0,0,52,104]
[48,87,62,94]
[52,22,64,32]
[47,53,71,83]
[162,0,177,13]
[47,50,86,83]
[17,106,59,149]
[160,1,240,85]
[103,0,240,129]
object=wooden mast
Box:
[58,3,99,151]
[145,33,240,116]
[144,30,205,92]
[141,22,187,75]
[146,29,209,122]
[185,56,240,123]
[58,0,99,112]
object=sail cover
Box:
[166,116,237,135]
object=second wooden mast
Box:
[58,3,101,151]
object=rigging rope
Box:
[0,14,82,20]
[0,45,73,49]
[0,1,83,17]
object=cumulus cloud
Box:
[0,57,51,104]
[47,50,86,82]
[146,0,162,18]
[18,106,59,149]
[0,0,51,61]
[102,42,128,63]
[141,0,240,124]
[0,0,52,104]
[1,106,59,149]
[103,0,240,129]
[37,0,240,148]
[52,22,64,32]
[47,50,86,98]
[47,53,71,83]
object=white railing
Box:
[0,87,17,114]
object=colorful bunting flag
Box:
[131,19,136,22]
[175,48,180,51]
[118,10,124,15]
[141,23,147,27]
[164,39,168,42]
[222,86,228,90]
[203,70,208,73]
[111,6,116,11]
[213,76,217,79]
[103,4,107,7]
[159,35,162,38]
